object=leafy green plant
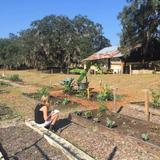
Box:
[62,98,70,105]
[97,85,113,101]
[98,104,107,113]
[70,69,87,83]
[141,133,149,141]
[60,78,74,94]
[152,90,160,108]
[8,74,22,82]
[106,117,116,128]
[83,111,92,119]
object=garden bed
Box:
[0,103,19,121]
[72,109,160,147]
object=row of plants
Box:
[60,77,116,101]
[0,74,22,82]
[74,107,150,142]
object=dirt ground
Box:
[0,70,160,159]
[1,70,160,104]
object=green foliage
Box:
[0,15,110,70]
[8,74,22,82]
[60,78,74,94]
[36,87,49,98]
[97,86,113,101]
[118,0,160,61]
[106,117,116,128]
[141,133,149,141]
[98,104,107,113]
[83,111,93,119]
[62,98,70,105]
[152,90,160,107]
[70,68,87,83]
[0,81,11,87]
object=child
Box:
[34,95,59,129]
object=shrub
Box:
[83,111,92,119]
[141,133,149,141]
[62,98,70,105]
[8,74,22,82]
[152,90,160,108]
[106,117,116,128]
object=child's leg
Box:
[50,113,59,125]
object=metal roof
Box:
[83,46,123,61]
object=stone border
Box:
[25,120,95,160]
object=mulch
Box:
[0,123,68,160]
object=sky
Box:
[0,0,127,45]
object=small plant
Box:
[8,74,22,82]
[60,78,74,94]
[83,111,92,119]
[141,133,149,141]
[74,111,82,116]
[152,90,160,108]
[62,98,70,105]
[36,87,49,98]
[106,117,116,128]
[97,85,113,101]
[98,104,107,113]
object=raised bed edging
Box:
[25,120,95,160]
[71,113,160,157]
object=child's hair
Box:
[40,95,50,107]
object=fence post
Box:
[144,89,150,122]
[113,88,118,112]
[129,64,132,76]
